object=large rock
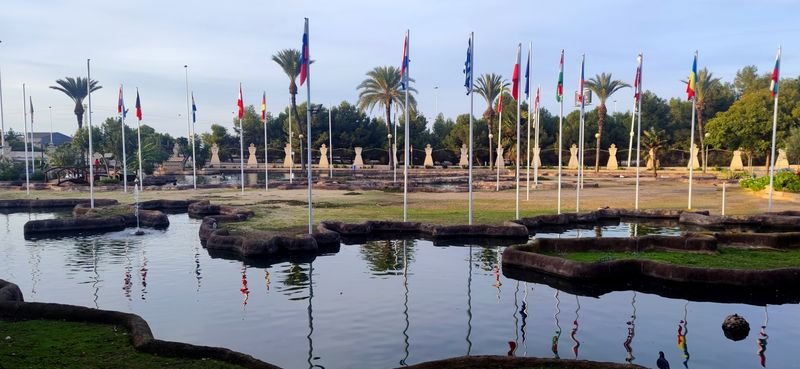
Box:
[722,314,750,341]
[0,279,24,302]
[0,198,117,209]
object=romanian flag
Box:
[511,44,521,101]
[770,47,781,97]
[299,18,310,87]
[135,89,142,121]
[634,54,642,102]
[556,50,564,102]
[191,92,197,123]
[578,55,585,104]
[261,92,267,121]
[237,84,244,119]
[686,53,697,101]
[400,31,410,90]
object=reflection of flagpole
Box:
[552,290,562,359]
[400,240,410,366]
[521,282,529,356]
[465,244,472,355]
[306,261,318,369]
[624,292,637,363]
[571,295,581,358]
[758,305,769,368]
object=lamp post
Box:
[48,106,53,147]
[488,133,493,170]
[704,132,710,173]
[388,133,393,170]
[594,132,601,173]
[434,86,439,117]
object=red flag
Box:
[237,83,244,119]
[497,93,504,114]
[261,92,267,121]
[135,89,142,121]
[299,19,310,86]
[511,44,521,101]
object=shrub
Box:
[741,170,800,193]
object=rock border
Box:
[0,280,279,369]
[398,355,646,369]
[0,198,118,209]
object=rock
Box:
[0,279,24,302]
[722,314,750,341]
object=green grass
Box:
[556,248,800,270]
[0,320,245,369]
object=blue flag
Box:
[524,48,530,99]
[191,92,197,123]
[463,36,473,95]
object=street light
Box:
[704,132,710,173]
[434,86,439,117]
[387,133,393,168]
[488,133,494,169]
[594,132,601,173]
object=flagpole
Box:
[496,97,502,192]
[87,59,95,208]
[526,44,532,202]
[534,85,540,189]
[288,95,293,184]
[393,105,397,183]
[688,51,698,210]
[627,96,636,169]
[0,42,5,150]
[22,84,30,195]
[557,50,564,215]
[265,92,269,192]
[184,65,196,190]
[403,29,410,222]
[635,53,643,210]
[239,87,245,194]
[120,85,128,193]
[468,32,474,224]
[768,46,781,211]
[136,89,144,193]
[515,43,522,220]
[328,104,333,179]
[304,18,313,235]
[577,54,585,213]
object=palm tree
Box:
[642,127,669,178]
[474,73,508,169]
[356,66,417,168]
[694,68,720,172]
[272,49,311,170]
[49,77,102,130]
[585,73,629,172]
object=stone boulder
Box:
[0,279,24,302]
[722,314,750,341]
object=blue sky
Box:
[0,0,796,139]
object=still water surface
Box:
[1,213,797,369]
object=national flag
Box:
[29,97,34,126]
[135,89,142,121]
[192,92,197,123]
[634,54,642,102]
[497,92,504,113]
[400,31,410,90]
[686,52,697,101]
[261,92,267,121]
[524,47,531,99]
[463,36,473,95]
[556,49,564,102]
[299,18,310,87]
[237,84,244,119]
[535,86,540,112]
[511,44,521,101]
[770,47,781,97]
[578,55,585,104]
[118,85,125,115]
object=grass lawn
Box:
[555,248,800,270]
[0,320,245,369]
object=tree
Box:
[585,73,630,171]
[642,127,669,178]
[49,77,102,130]
[692,68,735,170]
[733,65,770,96]
[356,65,417,169]
[272,49,312,170]
[473,73,508,169]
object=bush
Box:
[0,160,22,181]
[741,171,800,192]
[98,177,120,185]
[30,170,45,181]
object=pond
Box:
[1,213,798,369]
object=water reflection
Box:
[27,240,41,297]
[306,262,323,369]
[552,291,562,359]
[194,243,202,292]
[571,296,581,358]
[280,264,309,300]
[401,240,410,366]
[520,282,529,356]
[264,269,271,291]
[677,303,690,368]
[465,245,473,356]
[758,306,769,368]
[140,250,148,301]
[360,240,415,276]
[123,240,132,300]
[509,281,519,357]
[92,241,100,308]
[240,265,250,306]
[624,292,637,363]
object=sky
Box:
[0,0,797,139]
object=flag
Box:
[578,55,585,104]
[463,36,473,95]
[29,97,34,126]
[400,31,410,90]
[192,92,197,123]
[535,86,540,112]
[770,48,781,97]
[686,53,697,100]
[135,90,142,121]
[524,47,531,99]
[261,92,267,121]
[634,54,642,102]
[299,19,310,87]
[118,85,124,115]
[556,49,564,102]
[497,92,504,113]
[511,44,521,101]
[237,84,244,119]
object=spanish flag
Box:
[686,52,697,101]
[261,92,267,121]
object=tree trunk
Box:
[385,102,394,169]
[74,100,84,130]
[696,103,706,172]
[652,150,658,178]
[289,87,306,172]
[484,107,495,170]
[596,104,606,172]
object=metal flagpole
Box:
[627,95,636,169]
[403,29,410,221]
[48,106,53,147]
[393,105,397,183]
[22,84,30,195]
[515,43,521,220]
[634,53,643,209]
[534,86,540,188]
[0,40,5,149]
[238,84,245,194]
[526,44,532,202]
[184,65,196,190]
[467,32,474,224]
[768,46,781,211]
[120,85,128,193]
[328,104,333,178]
[576,54,585,213]
[136,89,143,193]
[265,92,269,191]
[289,95,293,184]
[557,50,564,215]
[87,59,95,208]
[496,96,502,191]
[304,18,313,234]
[688,51,698,209]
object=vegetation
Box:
[585,73,629,171]
[555,247,800,270]
[0,319,244,368]
[740,170,800,192]
[641,127,669,177]
[49,77,102,130]
[473,73,508,169]
[272,49,309,171]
